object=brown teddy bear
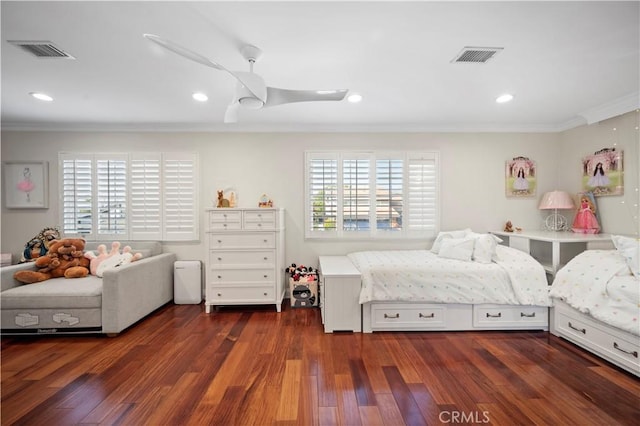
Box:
[14,238,90,284]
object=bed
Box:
[548,235,640,376]
[347,230,551,333]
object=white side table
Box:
[318,256,362,333]
[492,230,613,279]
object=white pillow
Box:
[431,228,472,254]
[611,235,640,278]
[96,253,134,278]
[438,237,475,261]
[472,234,498,264]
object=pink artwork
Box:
[582,148,623,196]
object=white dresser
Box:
[205,208,285,313]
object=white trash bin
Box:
[174,260,202,304]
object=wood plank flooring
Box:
[2,302,639,425]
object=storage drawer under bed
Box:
[473,305,548,328]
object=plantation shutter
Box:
[130,154,162,240]
[95,154,127,238]
[60,154,94,238]
[407,153,439,236]
[342,155,371,232]
[162,152,198,241]
[376,158,403,232]
[305,153,338,237]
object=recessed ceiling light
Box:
[29,92,53,102]
[347,93,362,103]
[496,93,514,103]
[192,92,208,102]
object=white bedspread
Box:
[550,250,640,336]
[348,245,550,306]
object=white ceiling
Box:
[2,1,639,133]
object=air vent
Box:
[451,47,503,63]
[8,40,75,59]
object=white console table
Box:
[492,230,613,279]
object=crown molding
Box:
[578,92,640,125]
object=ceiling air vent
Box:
[451,46,503,64]
[8,40,75,59]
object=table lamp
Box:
[539,191,575,231]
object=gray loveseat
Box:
[1,241,176,335]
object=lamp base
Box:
[544,213,568,231]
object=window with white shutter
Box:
[130,154,162,240]
[305,151,439,239]
[59,152,198,241]
[163,153,197,241]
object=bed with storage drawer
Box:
[348,229,551,333]
[549,235,639,376]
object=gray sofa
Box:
[1,241,176,335]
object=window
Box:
[59,152,198,241]
[305,151,439,239]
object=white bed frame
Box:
[551,300,640,377]
[362,301,549,332]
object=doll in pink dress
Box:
[572,195,600,234]
[16,167,36,202]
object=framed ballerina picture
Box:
[581,147,623,196]
[2,161,48,209]
[505,156,536,197]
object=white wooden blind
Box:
[96,155,127,238]
[59,152,198,241]
[163,153,197,241]
[305,151,439,239]
[306,154,338,234]
[407,153,439,236]
[60,154,93,238]
[130,154,162,240]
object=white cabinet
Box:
[318,256,362,332]
[492,230,613,279]
[205,208,285,313]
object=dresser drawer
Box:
[243,211,276,230]
[208,286,275,303]
[209,221,242,231]
[209,210,242,223]
[209,233,275,249]
[209,250,275,267]
[209,268,275,284]
[371,304,447,329]
[473,305,548,328]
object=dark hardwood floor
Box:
[2,302,639,425]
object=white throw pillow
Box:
[472,234,498,264]
[438,237,475,261]
[611,235,640,278]
[431,228,472,254]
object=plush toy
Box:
[84,241,143,277]
[20,226,61,262]
[217,190,230,208]
[14,238,90,284]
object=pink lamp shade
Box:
[538,191,575,210]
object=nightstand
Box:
[318,256,362,333]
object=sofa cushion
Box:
[1,276,102,310]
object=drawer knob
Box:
[263,292,268,296]
[263,274,268,278]
[217,293,222,297]
[217,275,222,279]
[486,312,502,318]
[263,239,268,243]
[217,240,222,243]
[223,224,227,228]
[384,313,400,319]
[263,257,268,261]
[217,257,222,261]
[419,312,435,319]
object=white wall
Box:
[557,111,640,236]
[1,122,633,268]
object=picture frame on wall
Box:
[505,156,536,197]
[581,147,624,196]
[2,161,49,209]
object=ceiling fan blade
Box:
[224,101,239,123]
[143,34,227,71]
[264,88,348,107]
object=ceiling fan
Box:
[143,34,349,123]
